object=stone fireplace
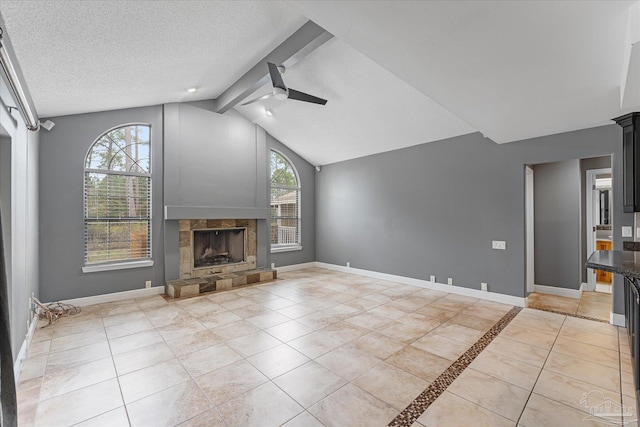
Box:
[179,219,257,278]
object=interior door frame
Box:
[525,166,534,294]
[586,167,613,291]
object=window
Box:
[84,124,151,267]
[270,150,301,251]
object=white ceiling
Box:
[1,1,639,165]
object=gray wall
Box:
[316,125,628,314]
[267,133,316,267]
[580,156,612,283]
[39,106,164,301]
[0,77,40,360]
[533,160,581,290]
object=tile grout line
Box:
[387,306,522,427]
[514,312,567,426]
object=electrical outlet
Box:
[145,280,152,289]
[447,278,453,285]
[481,282,488,291]
[271,262,276,269]
[430,275,436,282]
[492,240,506,250]
[347,262,351,268]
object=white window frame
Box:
[82,123,153,273]
[270,149,302,253]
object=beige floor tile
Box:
[622,393,639,425]
[34,378,123,426]
[113,341,176,375]
[430,323,483,345]
[274,361,347,408]
[544,352,620,393]
[19,355,48,382]
[368,304,409,321]
[353,361,428,410]
[558,327,619,349]
[345,332,405,360]
[264,319,314,342]
[533,370,621,415]
[218,296,256,310]
[464,302,512,320]
[470,350,541,390]
[119,358,191,403]
[164,329,226,357]
[177,298,225,318]
[74,406,130,427]
[552,337,620,370]
[344,297,385,312]
[105,317,155,340]
[297,311,341,329]
[508,315,563,335]
[246,311,292,328]
[226,330,282,357]
[288,330,344,359]
[40,357,116,400]
[385,296,432,312]
[320,321,368,345]
[101,310,149,328]
[176,408,227,426]
[447,313,496,332]
[198,310,243,329]
[259,297,298,310]
[216,381,303,427]
[52,318,105,339]
[417,391,514,427]
[277,304,317,319]
[414,305,459,322]
[386,345,451,382]
[308,383,397,427]
[45,340,111,373]
[281,411,325,427]
[483,336,549,368]
[246,344,310,378]
[207,319,261,341]
[499,323,557,350]
[127,380,212,427]
[519,393,610,427]
[316,346,380,381]
[231,303,274,319]
[136,295,169,310]
[562,317,619,336]
[109,330,164,356]
[179,343,243,376]
[49,328,107,353]
[427,299,471,313]
[447,368,530,421]
[27,340,51,357]
[157,318,206,342]
[378,320,430,344]
[195,360,267,405]
[345,312,393,330]
[411,333,470,361]
[145,305,193,328]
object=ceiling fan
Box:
[242,62,327,106]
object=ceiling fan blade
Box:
[241,93,274,106]
[287,88,328,105]
[267,62,287,91]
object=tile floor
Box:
[16,268,637,426]
[527,291,612,321]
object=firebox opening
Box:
[193,228,246,269]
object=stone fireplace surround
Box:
[179,219,257,278]
[166,218,275,298]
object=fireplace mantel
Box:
[165,206,268,220]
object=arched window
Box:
[84,124,151,265]
[270,150,301,250]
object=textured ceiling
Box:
[0,1,306,116]
[235,38,475,166]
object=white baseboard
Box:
[534,284,582,299]
[14,314,39,382]
[275,262,318,273]
[611,312,626,327]
[315,262,526,307]
[53,286,165,307]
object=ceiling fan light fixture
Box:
[273,86,288,100]
[187,87,197,93]
[265,109,274,117]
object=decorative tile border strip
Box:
[388,306,522,427]
[528,305,609,323]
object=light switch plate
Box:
[622,226,633,237]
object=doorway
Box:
[586,168,613,293]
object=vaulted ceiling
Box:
[1,1,638,165]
